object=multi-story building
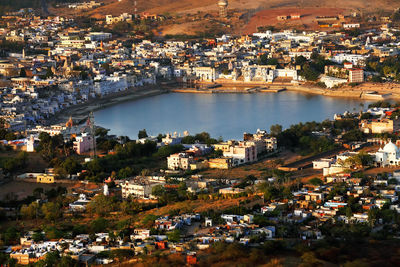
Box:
[73,133,95,155]
[360,118,400,134]
[120,177,164,199]
[349,69,364,83]
[222,143,257,166]
[167,153,194,170]
[194,67,217,81]
[208,157,233,169]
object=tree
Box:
[32,232,44,242]
[19,68,26,77]
[59,256,79,267]
[45,67,53,78]
[20,202,40,220]
[91,217,108,233]
[152,185,166,198]
[270,124,282,137]
[309,177,323,186]
[61,157,82,176]
[87,194,115,216]
[166,229,181,243]
[41,202,62,222]
[138,129,148,139]
[4,132,16,141]
[295,55,307,66]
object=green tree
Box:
[91,217,108,233]
[270,124,282,137]
[19,68,26,77]
[20,202,40,220]
[166,229,181,243]
[138,129,148,139]
[61,157,82,175]
[309,177,323,186]
[151,185,166,198]
[87,194,115,216]
[41,202,62,222]
[45,67,53,78]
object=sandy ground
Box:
[243,7,346,33]
[0,180,73,201]
[49,0,397,36]
[159,21,204,36]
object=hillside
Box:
[6,0,400,36]
[74,0,400,17]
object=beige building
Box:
[167,153,194,170]
[120,178,164,199]
[215,141,257,166]
[190,160,209,170]
[194,67,217,81]
[360,119,400,134]
[208,157,233,169]
[243,130,278,152]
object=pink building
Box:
[349,69,364,83]
[73,133,95,155]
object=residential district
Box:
[1,3,400,267]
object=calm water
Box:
[94,92,369,140]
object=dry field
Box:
[49,0,400,35]
[50,0,400,19]
[243,7,346,33]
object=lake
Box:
[94,91,370,140]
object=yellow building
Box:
[189,161,209,170]
[208,158,233,169]
[36,174,55,184]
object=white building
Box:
[194,67,217,81]
[375,141,400,167]
[167,153,194,170]
[331,53,368,66]
[313,158,334,169]
[320,75,347,88]
[120,178,164,199]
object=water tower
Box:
[218,0,228,18]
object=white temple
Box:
[375,141,400,167]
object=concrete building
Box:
[313,158,334,169]
[208,157,233,169]
[360,118,400,134]
[120,177,164,199]
[375,141,400,167]
[194,67,217,81]
[223,143,257,166]
[73,133,95,155]
[167,153,194,170]
[36,174,55,184]
[349,69,364,83]
[218,0,228,18]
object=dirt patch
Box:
[0,180,74,201]
[243,7,346,34]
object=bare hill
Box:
[82,0,400,17]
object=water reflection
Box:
[94,92,370,140]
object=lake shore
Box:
[172,80,400,100]
[51,84,169,124]
[52,80,399,125]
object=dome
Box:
[383,141,400,154]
